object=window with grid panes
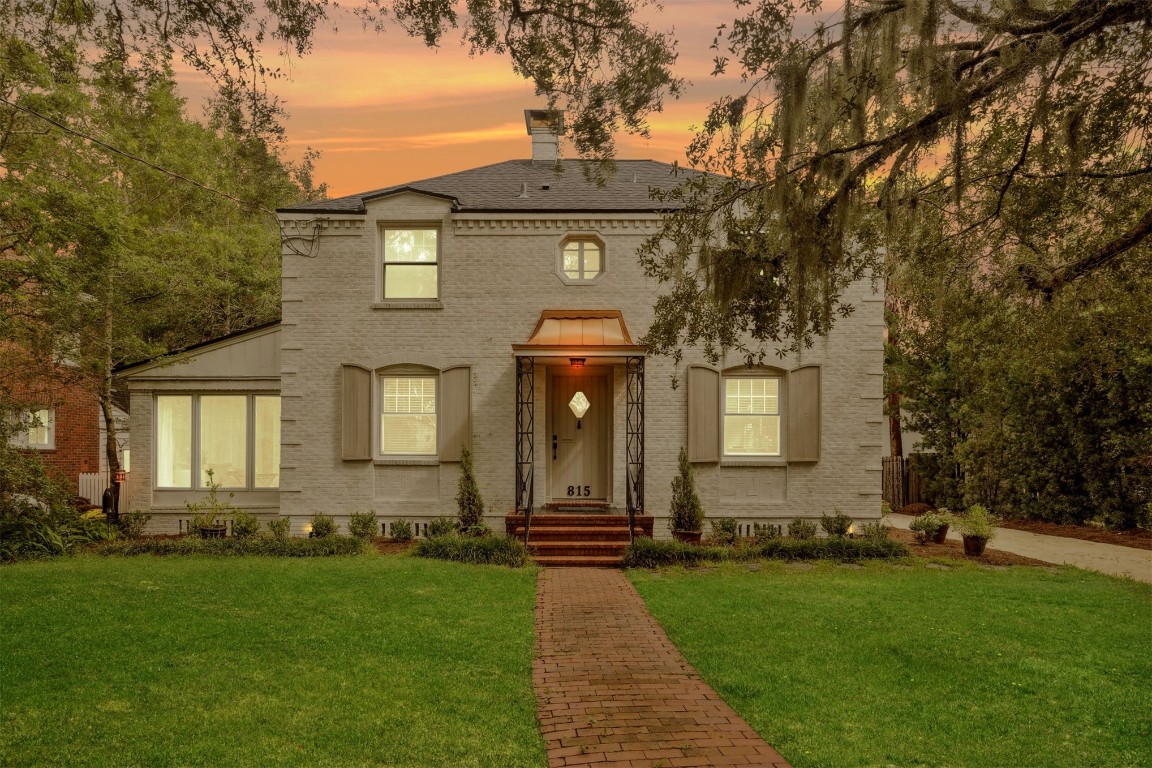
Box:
[723,377,781,456]
[379,376,437,455]
[382,228,438,299]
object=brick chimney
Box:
[524,109,562,162]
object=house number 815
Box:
[567,485,591,497]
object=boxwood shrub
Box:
[623,535,909,568]
[95,535,368,557]
[413,534,527,567]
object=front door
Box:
[549,371,610,501]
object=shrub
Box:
[413,534,527,566]
[461,521,491,538]
[96,536,367,557]
[390,519,413,542]
[456,445,485,530]
[310,513,338,537]
[231,511,260,539]
[348,511,379,540]
[858,521,890,540]
[753,523,782,542]
[623,535,909,567]
[954,504,999,540]
[909,511,949,544]
[186,469,238,530]
[119,510,152,539]
[899,502,934,516]
[820,509,853,537]
[708,517,739,545]
[880,500,894,518]
[623,537,730,568]
[669,447,704,533]
[1,496,118,562]
[787,518,818,539]
[267,517,291,540]
[428,517,458,537]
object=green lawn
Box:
[630,561,1152,768]
[1,554,546,768]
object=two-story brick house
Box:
[121,111,885,556]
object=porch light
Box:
[569,357,586,368]
[569,391,590,419]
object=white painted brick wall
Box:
[277,192,884,537]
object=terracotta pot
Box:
[672,530,702,545]
[962,535,988,557]
[932,525,950,544]
[199,525,227,540]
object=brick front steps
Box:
[505,513,654,567]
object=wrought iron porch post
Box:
[626,356,645,542]
[515,356,535,546]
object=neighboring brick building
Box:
[121,110,885,538]
[4,364,101,495]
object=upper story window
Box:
[558,236,604,284]
[382,227,438,299]
[723,376,781,456]
[155,394,280,489]
[9,408,54,450]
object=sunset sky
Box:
[179,2,768,197]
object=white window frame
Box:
[153,393,280,490]
[10,407,55,450]
[377,373,439,458]
[557,234,606,285]
[378,225,441,302]
[722,373,784,459]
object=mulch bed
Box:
[997,519,1152,551]
[373,539,416,555]
[888,528,1053,567]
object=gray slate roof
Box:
[278,159,699,214]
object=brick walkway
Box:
[534,568,793,768]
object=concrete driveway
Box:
[890,513,1152,583]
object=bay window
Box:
[155,394,280,489]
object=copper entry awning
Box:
[512,310,645,358]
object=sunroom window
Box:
[382,228,438,299]
[155,394,280,489]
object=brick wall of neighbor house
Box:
[8,375,101,493]
[278,194,884,537]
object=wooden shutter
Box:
[788,365,820,462]
[341,365,372,460]
[687,366,720,462]
[438,366,471,461]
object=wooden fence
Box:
[79,472,109,505]
[881,456,928,510]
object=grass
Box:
[629,560,1152,768]
[1,553,546,767]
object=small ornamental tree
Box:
[669,447,704,533]
[456,445,485,533]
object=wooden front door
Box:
[549,371,610,501]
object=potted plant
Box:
[185,469,237,538]
[669,447,704,544]
[954,504,998,556]
[908,510,948,545]
[931,508,953,543]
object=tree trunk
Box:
[101,306,119,475]
[888,388,904,458]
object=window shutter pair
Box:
[341,364,471,461]
[686,365,820,462]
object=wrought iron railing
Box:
[515,356,535,546]
[626,356,645,543]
